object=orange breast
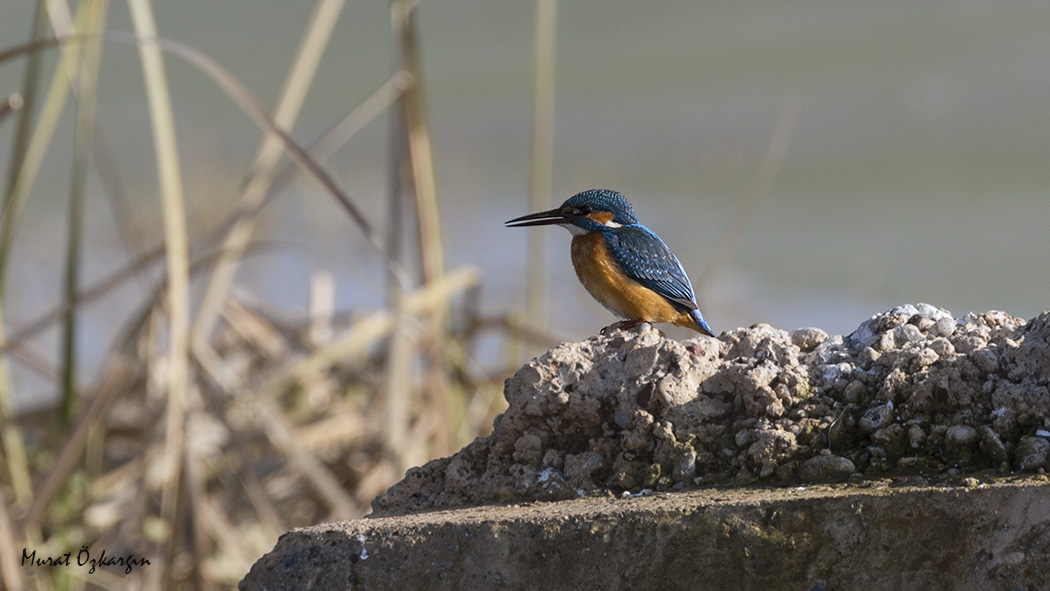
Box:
[570,233,696,328]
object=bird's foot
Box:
[600,319,650,335]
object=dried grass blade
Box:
[106,31,410,288]
[392,0,453,455]
[0,0,91,510]
[125,0,191,585]
[60,0,109,428]
[525,0,557,356]
[192,0,348,349]
[0,491,25,591]
[0,11,78,296]
[251,398,359,519]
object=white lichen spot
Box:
[356,534,369,560]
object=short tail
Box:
[690,309,715,336]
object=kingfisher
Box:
[506,189,714,336]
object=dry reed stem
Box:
[61,0,109,427]
[0,243,163,356]
[0,6,87,506]
[221,299,290,362]
[383,299,414,474]
[241,470,287,541]
[0,93,24,125]
[0,492,24,591]
[392,0,454,457]
[0,308,32,508]
[112,31,411,288]
[182,431,213,591]
[0,5,78,296]
[0,0,103,511]
[192,0,348,351]
[250,398,360,519]
[126,1,191,586]
[392,1,443,285]
[21,355,140,529]
[295,407,366,451]
[273,71,411,188]
[526,0,558,357]
[2,3,47,204]
[309,271,336,346]
[196,493,257,583]
[207,268,479,522]
[235,267,478,401]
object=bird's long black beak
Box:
[505,208,575,228]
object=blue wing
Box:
[603,225,698,311]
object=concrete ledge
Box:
[240,478,1050,591]
[241,305,1050,589]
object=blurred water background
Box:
[3,1,1049,409]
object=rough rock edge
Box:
[373,304,1050,516]
[242,478,1050,591]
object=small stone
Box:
[673,449,697,482]
[928,337,955,357]
[970,348,999,374]
[872,423,907,459]
[564,451,605,482]
[951,335,982,354]
[896,324,923,343]
[915,348,939,367]
[945,425,978,447]
[513,434,543,464]
[858,346,880,368]
[859,403,895,433]
[1015,436,1050,471]
[799,454,855,482]
[945,425,978,464]
[828,412,855,450]
[979,426,1009,466]
[791,327,828,352]
[908,424,926,450]
[931,317,957,338]
[874,331,896,352]
[823,362,854,383]
[843,380,867,403]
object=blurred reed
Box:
[0,1,558,589]
[524,0,558,361]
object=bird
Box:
[506,189,714,336]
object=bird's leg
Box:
[600,319,648,335]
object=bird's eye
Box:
[578,205,593,215]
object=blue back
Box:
[604,224,698,311]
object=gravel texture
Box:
[373,304,1050,516]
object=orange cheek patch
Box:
[586,211,616,226]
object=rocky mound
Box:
[372,304,1050,516]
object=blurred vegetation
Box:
[0,1,560,588]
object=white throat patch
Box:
[560,219,622,234]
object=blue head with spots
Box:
[505,189,639,234]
